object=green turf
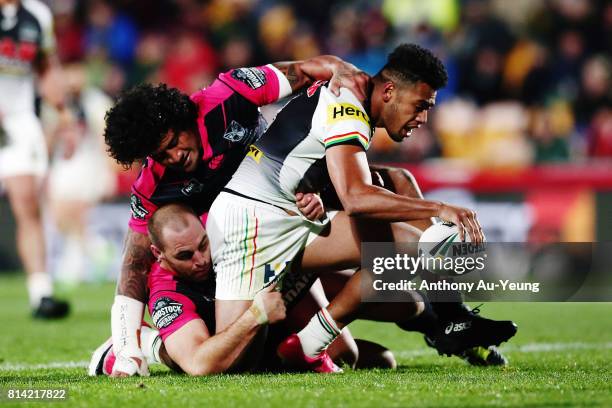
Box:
[0,273,610,407]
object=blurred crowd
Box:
[47,0,611,168]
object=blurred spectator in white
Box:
[42,62,116,285]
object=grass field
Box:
[0,273,610,407]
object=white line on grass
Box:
[2,342,612,371]
[395,341,612,359]
[0,361,88,371]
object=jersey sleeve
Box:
[127,159,162,234]
[318,88,373,151]
[127,190,157,234]
[148,290,201,342]
[23,0,56,54]
[217,64,292,106]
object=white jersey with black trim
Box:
[0,0,55,115]
[225,82,373,216]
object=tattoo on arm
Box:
[273,62,310,91]
[116,230,154,302]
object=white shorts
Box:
[0,111,48,179]
[207,191,334,300]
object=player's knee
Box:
[354,339,397,370]
[12,202,42,225]
[414,300,425,317]
[391,168,420,193]
[9,194,41,221]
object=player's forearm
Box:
[116,229,154,303]
[340,184,442,222]
[272,61,312,93]
[273,56,351,92]
[188,309,261,375]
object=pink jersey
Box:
[147,262,216,341]
[129,65,291,234]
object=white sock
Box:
[27,272,53,308]
[296,308,342,358]
[111,295,144,356]
[140,325,162,365]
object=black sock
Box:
[430,301,467,320]
[396,297,438,338]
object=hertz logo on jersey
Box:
[247,144,264,163]
[327,103,370,127]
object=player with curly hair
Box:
[100,55,370,377]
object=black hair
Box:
[376,43,448,90]
[104,83,199,168]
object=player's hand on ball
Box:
[328,62,370,102]
[110,349,150,378]
[437,203,484,243]
[296,193,325,221]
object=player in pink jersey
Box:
[90,204,395,376]
[101,56,370,376]
[97,54,511,377]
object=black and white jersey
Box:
[0,0,55,115]
[226,81,373,214]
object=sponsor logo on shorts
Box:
[130,194,149,220]
[231,67,266,89]
[246,145,263,163]
[327,103,370,126]
[152,297,183,329]
[279,266,317,307]
[181,178,204,196]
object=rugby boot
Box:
[32,297,70,319]
[277,334,343,373]
[88,337,115,376]
[88,322,155,376]
[424,336,508,366]
[460,345,508,366]
[426,304,517,356]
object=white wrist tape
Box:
[111,295,144,355]
[113,352,150,377]
[250,292,268,325]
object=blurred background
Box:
[0,0,610,283]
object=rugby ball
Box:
[417,222,485,276]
